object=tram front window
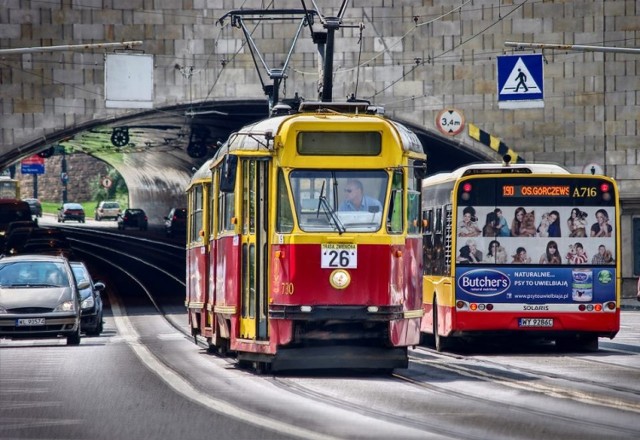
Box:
[289,170,388,232]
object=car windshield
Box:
[65,204,83,210]
[0,261,69,287]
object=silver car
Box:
[70,261,105,336]
[0,254,87,345]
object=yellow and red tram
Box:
[186,101,426,372]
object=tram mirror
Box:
[219,155,237,193]
[414,160,428,180]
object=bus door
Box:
[239,158,270,340]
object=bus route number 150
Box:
[321,244,357,269]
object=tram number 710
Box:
[321,244,358,269]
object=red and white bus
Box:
[421,159,620,351]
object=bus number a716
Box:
[321,244,357,269]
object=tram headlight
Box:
[329,269,350,290]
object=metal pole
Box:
[321,19,339,102]
[61,149,68,204]
[0,41,143,55]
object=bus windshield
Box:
[454,176,616,267]
[289,170,387,232]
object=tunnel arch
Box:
[10,100,495,224]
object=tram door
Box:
[239,159,269,340]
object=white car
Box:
[94,201,121,221]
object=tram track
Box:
[406,347,640,414]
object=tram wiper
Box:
[316,181,345,234]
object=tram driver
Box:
[339,179,382,213]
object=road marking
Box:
[108,291,340,440]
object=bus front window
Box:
[289,170,388,232]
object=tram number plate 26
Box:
[518,318,553,327]
[321,244,357,269]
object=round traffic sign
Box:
[435,108,465,136]
[101,176,113,188]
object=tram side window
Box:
[191,186,204,243]
[217,170,236,233]
[407,191,421,235]
[276,171,293,233]
[387,172,403,234]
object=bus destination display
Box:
[502,184,577,198]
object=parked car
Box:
[117,208,148,231]
[22,198,43,217]
[0,254,87,345]
[57,203,85,223]
[164,208,187,237]
[94,200,121,221]
[70,261,105,336]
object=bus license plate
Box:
[17,318,46,326]
[519,318,553,328]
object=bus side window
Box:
[423,209,433,234]
[435,207,443,233]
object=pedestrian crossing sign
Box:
[497,54,544,109]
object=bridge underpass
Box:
[5,100,490,224]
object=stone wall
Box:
[14,154,109,203]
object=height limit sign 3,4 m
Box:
[436,109,465,136]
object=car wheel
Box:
[67,327,81,345]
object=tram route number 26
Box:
[321,244,358,269]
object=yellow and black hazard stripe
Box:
[468,123,525,163]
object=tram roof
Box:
[188,157,214,187]
[211,109,424,160]
[423,162,571,186]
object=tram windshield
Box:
[288,170,388,232]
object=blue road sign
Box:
[21,163,44,174]
[497,54,544,108]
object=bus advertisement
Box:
[421,163,620,352]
